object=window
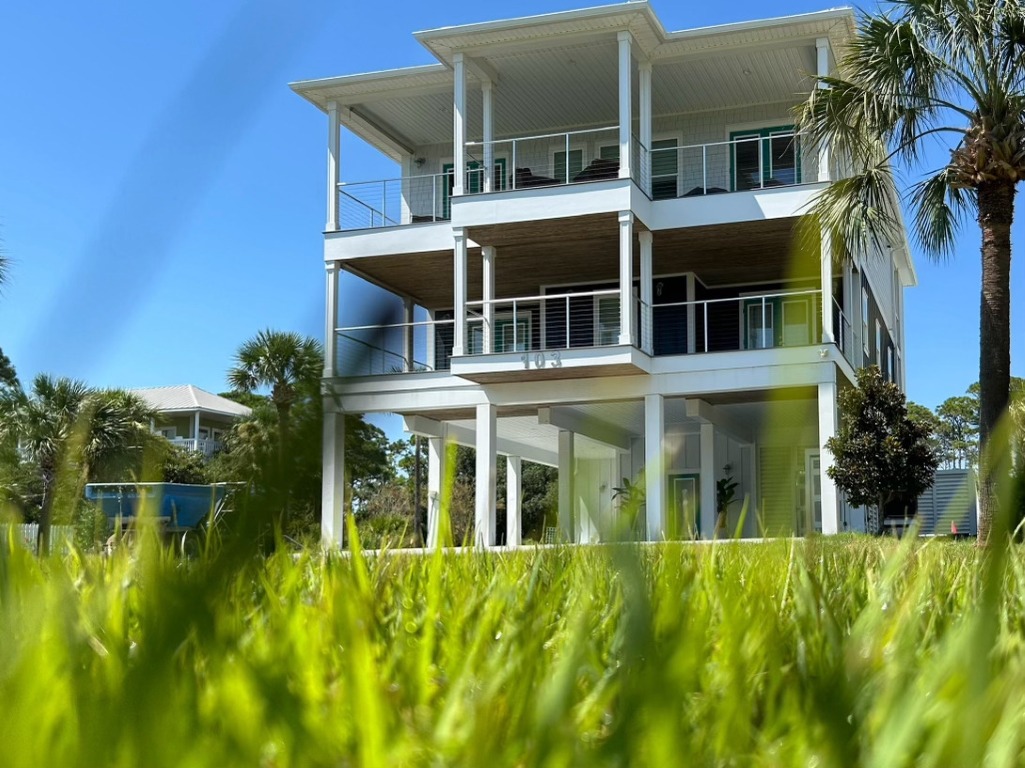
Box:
[887,346,894,382]
[468,313,530,354]
[862,288,870,356]
[781,298,811,346]
[875,320,882,366]
[596,296,621,346]
[650,138,679,199]
[553,149,584,184]
[730,125,800,191]
[746,301,775,349]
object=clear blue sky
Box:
[0,0,1021,427]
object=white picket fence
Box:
[2,524,76,553]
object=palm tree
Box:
[0,376,155,553]
[798,0,1025,542]
[227,330,323,471]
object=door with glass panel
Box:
[669,474,700,540]
[805,451,822,534]
[595,296,621,346]
[743,299,775,349]
[730,126,800,191]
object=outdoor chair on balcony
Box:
[572,157,619,182]
[683,186,727,197]
[511,167,560,188]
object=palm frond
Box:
[811,159,904,264]
[908,166,974,259]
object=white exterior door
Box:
[805,450,822,534]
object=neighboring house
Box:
[292,2,916,546]
[130,385,252,459]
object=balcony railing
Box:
[465,126,634,192]
[642,132,820,200]
[169,437,221,458]
[337,171,454,231]
[651,289,823,354]
[333,318,454,376]
[333,289,852,376]
[465,288,637,355]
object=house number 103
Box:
[521,351,562,369]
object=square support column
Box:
[821,228,835,344]
[558,430,575,541]
[639,60,652,193]
[482,79,494,193]
[618,211,635,346]
[321,404,345,547]
[506,455,522,546]
[816,38,831,182]
[453,228,468,356]
[427,426,448,549]
[475,403,497,547]
[482,245,496,354]
[403,297,415,372]
[644,394,665,541]
[699,422,717,538]
[617,31,633,179]
[453,53,466,196]
[324,262,340,377]
[639,230,653,354]
[818,378,841,534]
[326,101,340,231]
[426,309,437,370]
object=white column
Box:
[453,228,468,356]
[644,394,665,541]
[193,411,201,441]
[686,273,697,354]
[639,60,652,193]
[475,403,497,547]
[699,422,716,538]
[816,38,831,182]
[321,405,345,547]
[324,262,340,377]
[558,430,575,541]
[617,32,633,180]
[482,79,494,193]
[453,53,466,196]
[639,230,653,354]
[482,245,496,353]
[818,378,841,534]
[618,211,635,345]
[506,455,522,546]
[821,228,835,344]
[403,297,415,371]
[427,426,448,549]
[326,101,341,231]
[426,308,437,370]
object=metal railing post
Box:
[761,297,767,348]
[565,295,570,349]
[382,180,387,226]
[758,138,765,189]
[512,299,518,352]
[702,145,707,194]
[703,302,708,353]
[565,132,571,183]
[512,140,517,190]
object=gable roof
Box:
[129,385,252,418]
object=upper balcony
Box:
[294,3,853,249]
[335,127,830,235]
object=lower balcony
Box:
[169,437,222,458]
[332,287,853,380]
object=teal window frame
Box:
[729,125,800,191]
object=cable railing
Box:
[465,126,622,192]
[644,132,819,200]
[333,318,454,376]
[464,288,633,354]
[337,171,454,231]
[651,289,823,354]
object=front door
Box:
[669,473,700,539]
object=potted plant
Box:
[715,464,738,538]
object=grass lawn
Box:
[1,532,1022,766]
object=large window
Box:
[730,126,800,191]
[596,296,621,346]
[553,149,584,184]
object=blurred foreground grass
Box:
[2,532,1024,767]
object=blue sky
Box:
[0,0,1021,433]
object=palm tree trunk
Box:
[976,181,1014,545]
